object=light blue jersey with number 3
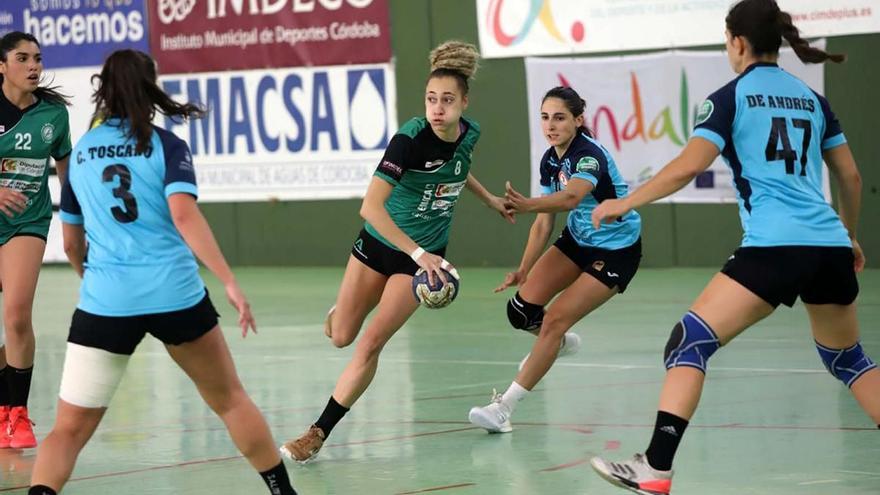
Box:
[693,62,850,248]
[60,119,205,316]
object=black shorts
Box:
[553,227,642,293]
[351,228,446,277]
[721,246,858,308]
[68,291,220,355]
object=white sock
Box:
[500,381,529,413]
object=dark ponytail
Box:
[92,49,204,154]
[0,31,69,106]
[542,86,593,138]
[777,10,846,64]
[726,0,845,64]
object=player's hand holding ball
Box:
[411,249,460,309]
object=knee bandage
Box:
[506,292,544,331]
[664,311,720,373]
[59,343,130,408]
[816,341,877,388]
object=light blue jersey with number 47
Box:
[693,62,850,248]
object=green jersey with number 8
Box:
[367,117,480,252]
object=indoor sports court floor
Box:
[0,266,877,494]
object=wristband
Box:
[410,247,426,262]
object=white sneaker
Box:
[590,453,673,495]
[468,389,512,433]
[518,332,582,371]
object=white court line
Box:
[262,354,827,375]
[836,470,880,476]
[798,480,841,486]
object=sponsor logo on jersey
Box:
[40,123,55,144]
[557,170,569,188]
[0,126,5,134]
[424,159,445,169]
[695,99,714,125]
[576,156,600,174]
[379,160,403,177]
[1,158,46,178]
[435,180,466,198]
[431,199,453,210]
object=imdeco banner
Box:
[524,48,826,202]
[150,0,391,73]
[479,0,878,58]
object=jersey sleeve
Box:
[539,150,553,195]
[692,83,736,152]
[155,127,198,198]
[59,177,83,225]
[569,146,606,187]
[374,134,413,185]
[51,106,72,160]
[813,91,846,150]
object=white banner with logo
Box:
[524,47,826,202]
[479,0,878,58]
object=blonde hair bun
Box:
[429,40,480,79]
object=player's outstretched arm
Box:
[824,143,864,271]
[465,173,514,223]
[62,223,86,277]
[592,137,718,228]
[495,212,554,293]
[505,179,593,214]
[168,193,256,337]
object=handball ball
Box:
[412,268,460,309]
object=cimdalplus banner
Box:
[0,0,149,68]
[150,0,391,73]
[479,0,878,58]
[524,48,826,202]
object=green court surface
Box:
[0,266,877,494]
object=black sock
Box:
[8,366,33,408]
[0,367,9,406]
[28,486,57,495]
[259,461,297,495]
[644,410,689,471]
[314,396,349,438]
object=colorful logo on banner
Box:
[0,1,149,69]
[485,0,585,48]
[149,0,391,74]
[555,71,696,153]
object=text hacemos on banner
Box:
[0,1,149,69]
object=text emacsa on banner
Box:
[158,63,397,201]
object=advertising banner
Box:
[479,0,878,58]
[524,48,826,202]
[150,0,391,73]
[0,0,149,69]
[158,63,396,201]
